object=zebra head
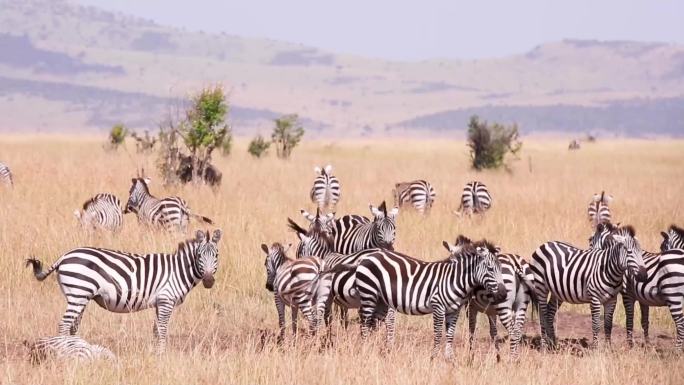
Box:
[288,216,333,258]
[300,208,335,236]
[661,224,684,252]
[473,240,506,301]
[193,229,222,288]
[588,222,618,249]
[610,225,647,282]
[369,201,399,250]
[261,243,291,292]
[124,177,151,214]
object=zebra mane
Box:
[617,225,636,237]
[669,224,684,238]
[473,239,498,255]
[130,178,151,195]
[455,235,472,246]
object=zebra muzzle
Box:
[202,275,215,288]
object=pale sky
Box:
[77,0,684,61]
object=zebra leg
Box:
[358,304,374,341]
[545,296,562,348]
[623,294,636,348]
[431,304,446,359]
[603,297,617,345]
[154,300,175,354]
[385,308,396,349]
[69,304,87,335]
[488,314,501,362]
[510,309,527,361]
[275,296,286,345]
[444,309,460,360]
[640,303,650,345]
[58,298,89,335]
[666,299,684,351]
[291,305,299,338]
[467,302,477,351]
[590,298,602,349]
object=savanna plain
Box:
[1,136,683,385]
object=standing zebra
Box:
[587,191,612,227]
[310,165,341,211]
[124,177,212,232]
[354,239,506,358]
[0,161,13,187]
[463,237,536,360]
[331,201,398,254]
[661,224,684,251]
[26,229,222,354]
[456,181,492,216]
[73,193,124,232]
[392,180,436,214]
[25,335,115,363]
[530,225,647,349]
[260,242,331,343]
[300,208,336,236]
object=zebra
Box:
[463,236,537,360]
[661,224,684,251]
[25,229,222,354]
[25,335,115,364]
[354,239,506,358]
[288,216,334,260]
[456,181,492,216]
[310,165,341,211]
[392,180,436,214]
[331,201,398,254]
[587,191,612,227]
[300,208,336,237]
[124,177,213,232]
[530,224,647,349]
[0,161,13,187]
[568,140,581,150]
[73,193,124,232]
[260,242,331,344]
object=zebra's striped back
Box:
[393,180,436,214]
[0,162,13,187]
[331,202,398,254]
[661,224,684,252]
[310,165,341,211]
[74,193,123,232]
[26,335,115,363]
[458,181,491,216]
[588,191,612,227]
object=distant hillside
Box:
[0,0,682,136]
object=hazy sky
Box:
[77,0,684,60]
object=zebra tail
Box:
[25,258,56,281]
[191,214,214,224]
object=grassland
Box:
[1,136,683,385]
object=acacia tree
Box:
[467,115,522,170]
[272,114,304,159]
[105,123,128,151]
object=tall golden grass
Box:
[1,136,683,385]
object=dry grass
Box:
[1,136,683,385]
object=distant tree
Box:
[105,123,127,151]
[248,135,271,158]
[466,115,522,171]
[130,130,157,153]
[272,114,304,159]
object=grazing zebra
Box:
[661,224,684,251]
[260,242,331,343]
[568,140,581,150]
[463,237,536,360]
[124,177,213,232]
[0,161,13,187]
[530,225,647,349]
[331,201,398,254]
[310,165,341,211]
[25,335,115,364]
[392,180,436,214]
[456,181,492,216]
[73,193,124,232]
[354,239,506,358]
[25,229,222,354]
[587,191,612,227]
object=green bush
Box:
[466,115,522,170]
[272,114,304,159]
[107,123,128,150]
[248,135,271,158]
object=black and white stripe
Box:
[124,177,212,232]
[531,225,647,349]
[331,201,398,254]
[0,161,13,187]
[26,229,222,354]
[354,239,506,358]
[393,180,436,214]
[73,193,124,232]
[457,181,492,216]
[310,165,341,211]
[25,335,115,363]
[587,191,612,227]
[661,224,684,251]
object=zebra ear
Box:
[314,166,322,174]
[324,165,332,174]
[369,204,382,218]
[592,193,601,202]
[325,212,335,221]
[195,230,207,243]
[211,229,222,243]
[261,244,269,254]
[661,231,669,241]
[442,241,452,252]
[388,207,399,218]
[300,209,315,222]
[143,177,151,185]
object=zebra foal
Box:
[392,180,436,214]
[25,335,115,363]
[456,181,491,216]
[73,193,124,232]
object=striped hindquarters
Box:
[459,181,491,215]
[147,197,190,232]
[0,162,13,187]
[27,335,115,363]
[587,191,612,227]
[310,165,341,210]
[394,180,435,214]
[75,193,123,232]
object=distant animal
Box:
[260,242,331,344]
[124,177,213,232]
[463,236,536,360]
[25,335,115,364]
[456,181,492,216]
[568,140,581,150]
[354,238,505,358]
[26,229,222,354]
[73,193,124,232]
[310,165,341,211]
[530,224,647,349]
[331,201,398,254]
[0,162,13,187]
[392,180,436,214]
[661,224,684,251]
[587,191,612,227]
[177,155,222,187]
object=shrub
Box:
[466,115,522,171]
[272,114,304,159]
[130,130,157,153]
[106,123,127,150]
[248,135,271,158]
